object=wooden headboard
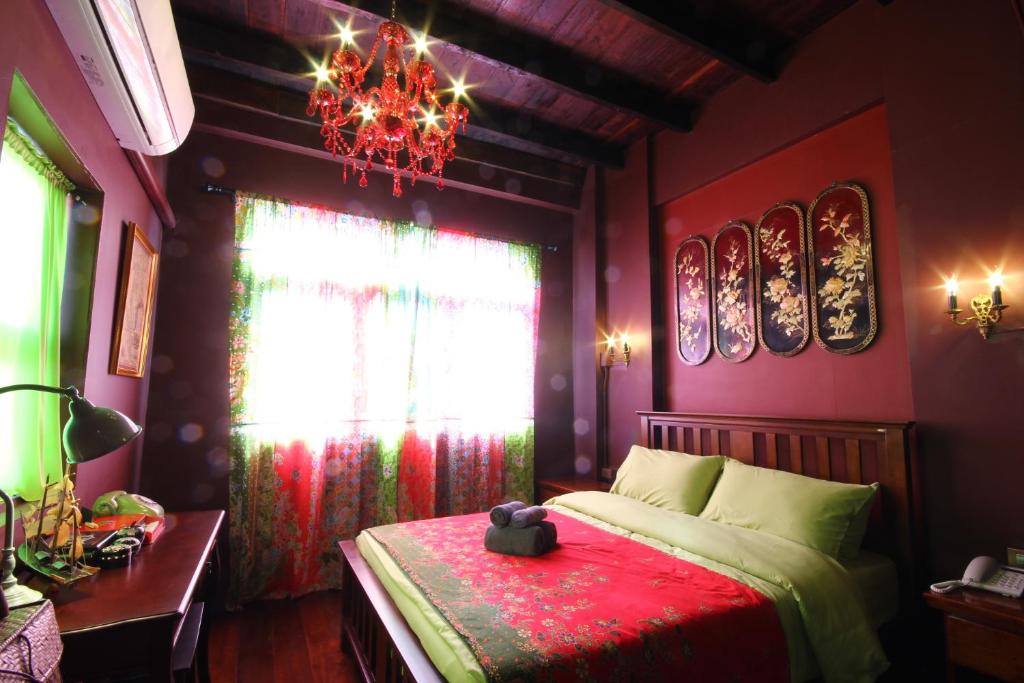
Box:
[638,411,922,601]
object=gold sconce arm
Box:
[947,294,1008,339]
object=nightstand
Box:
[924,587,1024,681]
[536,477,611,504]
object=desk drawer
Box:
[946,615,1024,682]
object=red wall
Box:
[142,131,575,512]
[599,0,1024,579]
[603,143,654,462]
[0,0,164,504]
[659,105,914,421]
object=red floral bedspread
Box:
[368,510,788,682]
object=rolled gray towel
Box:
[537,520,558,549]
[509,505,548,528]
[484,524,548,557]
[489,501,528,527]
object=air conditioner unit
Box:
[44,0,194,156]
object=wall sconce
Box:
[602,334,631,367]
[945,272,1008,339]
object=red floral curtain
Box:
[228,193,540,602]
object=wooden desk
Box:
[28,510,224,682]
[924,587,1024,681]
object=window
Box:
[228,192,541,600]
[0,120,73,499]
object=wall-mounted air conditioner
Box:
[44,0,194,156]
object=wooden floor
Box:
[208,591,359,683]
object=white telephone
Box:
[930,556,1024,598]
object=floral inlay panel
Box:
[807,182,877,354]
[711,222,756,362]
[674,236,711,365]
[754,203,810,356]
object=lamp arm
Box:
[0,384,78,399]
[0,383,74,568]
[0,488,15,591]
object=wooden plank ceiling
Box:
[172,0,856,210]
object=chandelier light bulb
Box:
[452,80,467,99]
[314,65,331,83]
[338,26,354,45]
[413,33,428,53]
[988,271,1004,289]
[944,277,959,295]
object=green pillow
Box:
[838,488,879,561]
[699,458,879,559]
[610,445,725,515]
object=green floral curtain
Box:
[0,120,73,500]
[229,192,540,602]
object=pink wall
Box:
[659,105,914,421]
[598,0,1024,579]
[0,0,164,504]
[142,131,575,512]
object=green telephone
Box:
[92,491,164,518]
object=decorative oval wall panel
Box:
[711,221,756,362]
[806,182,878,354]
[754,202,810,357]
[674,236,712,365]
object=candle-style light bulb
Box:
[945,277,959,312]
[604,334,617,365]
[989,271,1004,307]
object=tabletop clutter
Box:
[485,501,557,557]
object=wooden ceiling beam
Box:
[191,96,583,212]
[174,13,625,168]
[309,0,693,131]
[185,62,585,187]
[593,0,788,82]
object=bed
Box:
[338,411,920,683]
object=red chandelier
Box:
[306,12,469,197]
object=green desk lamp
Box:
[0,384,142,606]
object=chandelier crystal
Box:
[306,12,469,197]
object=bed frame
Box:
[339,411,921,683]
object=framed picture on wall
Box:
[754,202,810,356]
[674,236,711,365]
[711,221,756,362]
[110,222,159,377]
[807,181,878,354]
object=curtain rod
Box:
[201,183,558,252]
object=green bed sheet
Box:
[356,491,889,683]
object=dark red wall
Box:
[0,0,164,505]
[141,131,575,512]
[603,143,654,462]
[599,0,1024,579]
[659,105,914,422]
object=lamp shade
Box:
[63,393,141,464]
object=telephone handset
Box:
[92,491,164,519]
[930,556,1024,598]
